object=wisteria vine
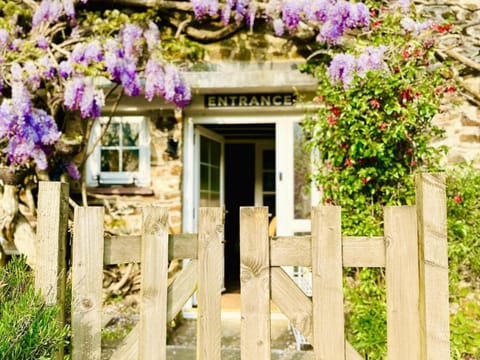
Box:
[0,0,423,174]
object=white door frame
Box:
[182,114,317,235]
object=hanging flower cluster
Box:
[0,0,193,171]
[192,0,370,44]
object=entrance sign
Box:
[205,93,296,108]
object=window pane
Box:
[200,136,209,162]
[101,149,119,171]
[263,172,275,192]
[122,149,139,171]
[122,123,140,146]
[210,140,221,165]
[294,123,311,219]
[102,123,120,146]
[211,167,220,192]
[200,164,209,191]
[263,150,275,170]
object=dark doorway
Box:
[224,144,255,292]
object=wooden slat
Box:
[342,236,385,267]
[240,207,271,360]
[271,267,313,340]
[104,233,197,265]
[270,235,385,267]
[34,182,69,360]
[167,259,198,320]
[71,206,104,360]
[110,260,198,359]
[311,206,344,360]
[416,173,450,359]
[138,206,169,360]
[385,206,421,359]
[270,268,370,360]
[197,208,224,360]
[270,236,311,267]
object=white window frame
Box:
[86,116,151,187]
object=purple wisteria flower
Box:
[304,0,332,23]
[401,17,432,36]
[24,61,42,90]
[121,23,143,58]
[59,60,73,78]
[65,162,81,180]
[328,46,389,89]
[394,0,411,13]
[357,46,388,77]
[163,64,191,108]
[62,0,76,18]
[145,58,165,101]
[0,99,60,169]
[32,0,63,28]
[64,77,105,119]
[191,0,220,19]
[0,29,9,49]
[272,18,285,36]
[282,0,303,32]
[144,22,160,52]
[36,35,49,49]
[328,53,356,89]
[39,55,56,79]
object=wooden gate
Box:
[33,172,449,359]
[240,172,450,360]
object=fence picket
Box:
[34,181,69,360]
[71,206,104,360]
[311,206,344,360]
[416,173,450,359]
[197,207,224,360]
[138,206,169,360]
[385,206,421,359]
[240,207,271,360]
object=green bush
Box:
[446,164,480,359]
[0,256,68,360]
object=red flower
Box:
[370,98,381,109]
[454,193,463,204]
[327,116,337,125]
[401,87,414,103]
[446,86,456,93]
[361,177,370,184]
[432,23,453,33]
[372,20,382,29]
[325,198,332,204]
[331,106,341,117]
[345,158,353,166]
[379,122,387,130]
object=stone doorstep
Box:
[166,346,315,359]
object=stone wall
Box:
[418,0,480,165]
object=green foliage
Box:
[301,4,452,236]
[0,256,68,360]
[299,2,460,358]
[446,165,480,359]
[344,268,386,359]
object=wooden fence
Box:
[32,172,450,359]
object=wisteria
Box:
[328,46,389,89]
[192,0,370,44]
[0,0,414,174]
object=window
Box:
[86,116,150,187]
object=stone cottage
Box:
[74,0,479,291]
